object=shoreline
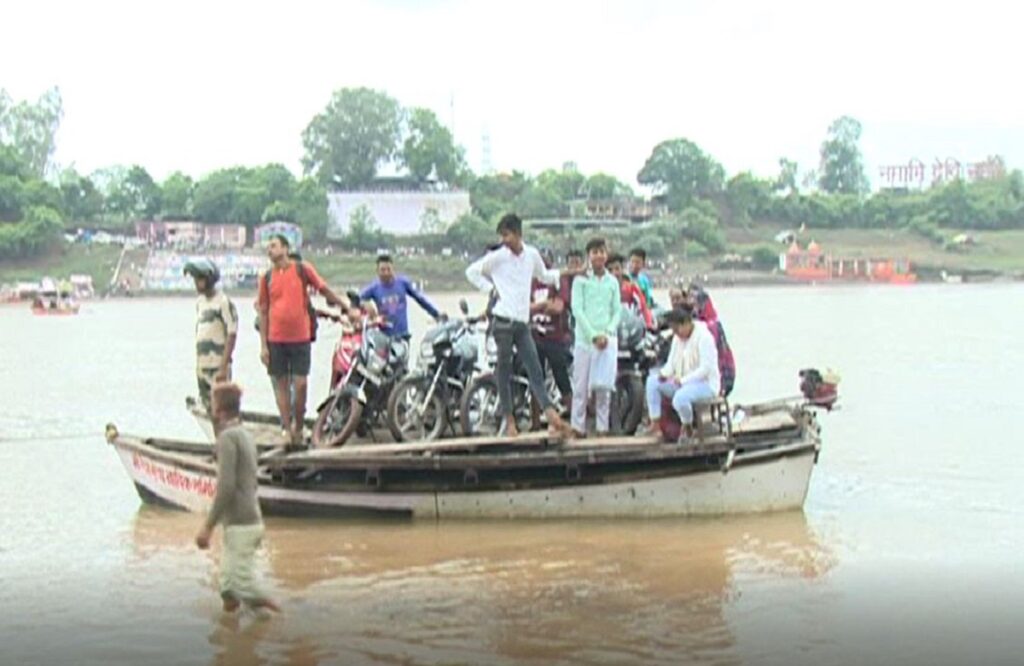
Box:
[5,270,1019,304]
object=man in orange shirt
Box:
[258,235,349,447]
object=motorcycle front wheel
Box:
[460,373,530,436]
[386,375,447,442]
[312,389,364,448]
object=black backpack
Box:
[256,260,318,342]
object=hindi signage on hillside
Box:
[878,156,1005,189]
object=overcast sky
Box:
[2,0,1020,189]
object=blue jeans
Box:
[645,375,715,424]
[493,317,553,418]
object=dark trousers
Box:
[493,317,553,417]
[535,338,573,400]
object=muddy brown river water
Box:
[1,284,1022,665]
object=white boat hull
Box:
[113,439,816,519]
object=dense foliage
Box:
[3,83,1022,261]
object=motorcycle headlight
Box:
[368,354,386,374]
[419,340,434,360]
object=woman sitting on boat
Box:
[686,284,736,398]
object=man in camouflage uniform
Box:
[185,259,239,411]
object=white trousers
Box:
[220,523,269,605]
[571,339,617,434]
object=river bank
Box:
[3,228,1022,296]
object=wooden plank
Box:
[733,411,797,434]
[293,431,555,460]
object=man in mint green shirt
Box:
[570,238,622,436]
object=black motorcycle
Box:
[458,317,563,436]
[612,310,655,434]
[386,301,483,441]
[311,317,408,448]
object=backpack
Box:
[256,260,318,342]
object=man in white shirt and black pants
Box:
[466,214,572,438]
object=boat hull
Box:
[110,432,818,519]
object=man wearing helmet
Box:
[184,258,238,412]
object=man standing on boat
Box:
[466,214,572,439]
[258,234,350,447]
[644,308,720,441]
[360,254,445,342]
[529,248,582,418]
[184,258,238,412]
[195,382,280,615]
[628,247,657,310]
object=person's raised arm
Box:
[404,277,440,319]
[466,251,496,292]
[302,262,350,311]
[531,249,559,287]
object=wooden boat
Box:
[31,300,80,315]
[106,400,824,519]
[185,396,313,443]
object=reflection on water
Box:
[125,507,832,665]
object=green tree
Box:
[582,173,633,199]
[724,172,773,225]
[302,87,402,188]
[0,87,63,177]
[818,116,869,196]
[110,165,162,220]
[0,147,65,257]
[292,177,329,242]
[536,167,585,203]
[775,158,799,196]
[445,212,493,252]
[346,204,387,252]
[59,168,104,224]
[402,107,467,185]
[637,138,724,210]
[419,207,445,234]
[160,171,194,219]
[468,171,533,220]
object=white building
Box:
[327,190,471,237]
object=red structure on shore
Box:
[781,241,917,284]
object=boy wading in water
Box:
[195,383,280,614]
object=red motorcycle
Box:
[311,304,409,448]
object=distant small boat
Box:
[31,300,80,316]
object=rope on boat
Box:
[0,431,101,442]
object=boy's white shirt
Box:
[465,243,559,322]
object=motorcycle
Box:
[611,309,655,435]
[311,313,409,448]
[459,319,562,437]
[386,300,483,441]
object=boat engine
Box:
[799,368,840,410]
